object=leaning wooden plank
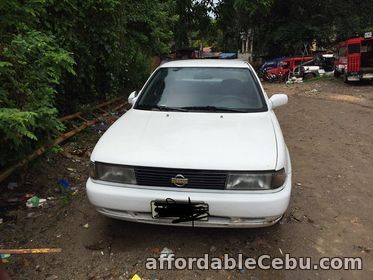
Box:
[77,116,89,122]
[0,102,127,183]
[0,248,62,254]
[59,111,82,122]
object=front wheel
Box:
[304,73,316,80]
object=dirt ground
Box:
[1,78,372,280]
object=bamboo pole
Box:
[0,248,62,254]
[77,116,89,122]
[0,102,127,183]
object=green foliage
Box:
[214,0,273,52]
[214,0,373,56]
[36,0,177,112]
[215,0,239,52]
[0,30,74,165]
[113,0,176,87]
[234,0,273,27]
[258,0,373,56]
[0,109,37,144]
[174,0,214,48]
[0,0,176,168]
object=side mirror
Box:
[128,91,138,105]
[270,94,288,109]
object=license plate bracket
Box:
[151,199,209,222]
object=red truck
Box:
[334,33,373,82]
[265,56,314,81]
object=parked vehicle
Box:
[334,34,373,82]
[219,53,238,59]
[300,65,324,79]
[317,53,335,72]
[87,59,292,228]
[298,54,335,79]
[265,56,314,81]
[259,57,284,79]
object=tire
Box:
[334,70,340,78]
[304,73,316,80]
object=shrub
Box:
[0,30,75,166]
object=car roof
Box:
[160,59,250,68]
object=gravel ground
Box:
[1,78,372,280]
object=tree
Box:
[214,0,373,57]
[174,0,214,48]
[214,0,273,52]
[0,1,75,165]
[215,0,239,52]
[0,0,177,167]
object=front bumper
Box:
[347,70,373,80]
[86,174,291,228]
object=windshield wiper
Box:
[156,105,188,112]
[137,105,187,112]
[181,106,249,113]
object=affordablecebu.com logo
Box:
[145,253,363,271]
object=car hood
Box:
[91,109,277,171]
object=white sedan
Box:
[86,59,292,227]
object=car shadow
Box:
[101,217,284,257]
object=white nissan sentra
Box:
[87,59,292,227]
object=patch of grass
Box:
[303,74,335,83]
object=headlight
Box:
[226,169,286,190]
[90,162,136,184]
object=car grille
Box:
[134,166,228,189]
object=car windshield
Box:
[135,67,266,112]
